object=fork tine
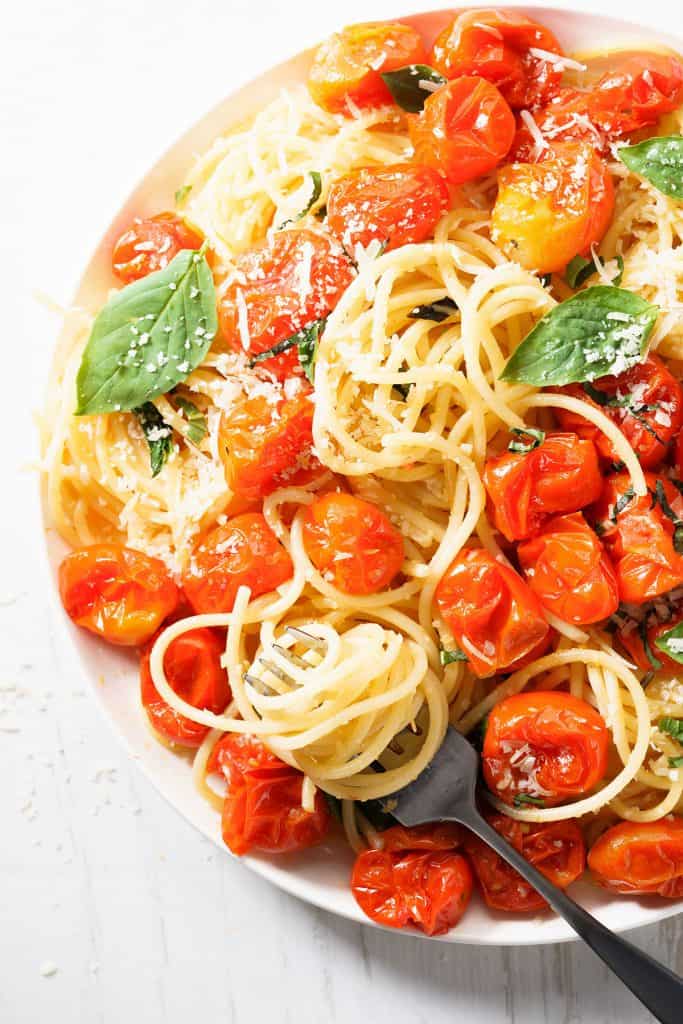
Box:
[285,626,327,652]
[258,657,294,683]
[272,643,310,669]
[243,671,276,695]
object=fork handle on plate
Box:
[461,808,683,1024]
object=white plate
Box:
[43,6,683,944]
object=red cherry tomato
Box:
[59,544,179,646]
[327,163,449,253]
[556,356,683,471]
[208,734,330,855]
[409,77,515,185]
[140,627,230,747]
[182,513,293,614]
[517,512,619,626]
[618,610,683,674]
[431,9,565,109]
[483,432,603,542]
[219,384,321,515]
[378,822,464,852]
[112,213,204,284]
[464,812,586,911]
[482,691,609,807]
[588,52,683,136]
[492,141,614,274]
[510,88,598,162]
[308,21,427,114]
[588,818,683,897]
[351,847,472,935]
[589,472,683,605]
[302,492,404,595]
[434,548,549,678]
[218,229,354,379]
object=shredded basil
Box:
[440,647,468,665]
[539,273,552,288]
[174,397,207,445]
[381,64,446,112]
[174,184,192,206]
[407,297,458,323]
[278,171,323,228]
[249,318,325,384]
[582,381,665,445]
[638,620,663,672]
[610,486,635,523]
[618,135,683,200]
[651,480,683,553]
[669,755,683,768]
[134,402,173,477]
[513,794,546,808]
[659,717,683,741]
[508,426,545,454]
[654,620,683,665]
[566,254,624,289]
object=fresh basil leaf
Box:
[539,273,552,288]
[659,716,683,741]
[508,426,545,454]
[655,621,683,665]
[76,249,217,415]
[440,647,467,665]
[610,255,625,287]
[278,171,323,229]
[513,794,546,808]
[619,135,683,200]
[610,486,635,523]
[566,255,595,289]
[134,402,172,477]
[248,318,326,384]
[639,620,663,672]
[175,184,192,205]
[500,286,658,387]
[175,397,207,445]
[652,480,683,551]
[407,297,458,323]
[381,64,446,113]
[669,755,683,768]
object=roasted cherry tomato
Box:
[464,813,586,911]
[140,627,230,748]
[556,356,683,471]
[434,548,549,678]
[59,544,179,646]
[618,610,683,674]
[588,52,683,136]
[182,513,293,614]
[327,163,449,253]
[302,492,404,595]
[518,512,619,626]
[482,691,609,807]
[431,9,565,109]
[208,734,330,855]
[308,21,427,114]
[112,212,203,284]
[483,432,602,542]
[409,76,515,186]
[510,88,598,162]
[378,822,464,852]
[492,141,614,274]
[589,472,683,605]
[588,818,683,897]
[351,847,472,935]
[219,229,354,379]
[219,384,321,515]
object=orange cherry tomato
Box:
[492,141,614,274]
[378,822,464,852]
[218,229,354,380]
[464,812,586,911]
[618,610,683,674]
[302,492,404,595]
[431,9,565,109]
[140,627,230,748]
[434,548,549,678]
[588,818,683,897]
[327,163,449,253]
[409,76,515,185]
[509,88,599,162]
[308,21,427,115]
[182,513,293,614]
[219,384,321,515]
[589,472,683,605]
[351,847,473,935]
[556,356,683,471]
[208,733,330,855]
[482,691,609,807]
[59,544,179,646]
[483,432,603,542]
[588,52,683,136]
[112,212,204,284]
[517,512,619,626]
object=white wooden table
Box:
[3,1,682,1020]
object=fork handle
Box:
[462,808,683,1023]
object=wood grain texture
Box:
[2,0,682,1020]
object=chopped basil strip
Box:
[381,64,446,113]
[651,480,683,553]
[566,254,624,289]
[174,397,207,445]
[500,286,658,387]
[278,171,323,228]
[174,184,192,205]
[654,620,683,665]
[669,755,683,768]
[513,794,546,808]
[249,318,325,384]
[508,426,545,454]
[659,717,683,741]
[583,381,664,445]
[618,135,683,200]
[440,647,468,665]
[638,620,663,672]
[539,273,552,288]
[134,402,172,477]
[76,248,217,415]
[407,297,458,322]
[610,486,635,523]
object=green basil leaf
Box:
[566,255,594,289]
[134,402,172,477]
[174,396,207,445]
[618,135,683,200]
[508,426,545,454]
[539,273,552,288]
[277,171,323,229]
[249,318,325,383]
[659,716,683,741]
[610,486,635,523]
[440,647,468,665]
[500,286,658,387]
[175,184,192,205]
[513,794,546,808]
[381,64,446,113]
[639,620,663,672]
[407,297,458,323]
[669,755,683,768]
[76,249,217,415]
[655,621,683,665]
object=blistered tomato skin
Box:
[112,213,204,283]
[588,819,683,897]
[619,610,683,674]
[308,21,427,114]
[482,691,609,807]
[434,548,549,678]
